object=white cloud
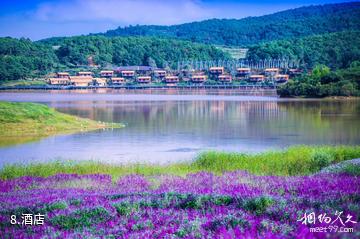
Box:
[33,0,213,25]
[0,0,321,40]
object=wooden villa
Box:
[153,70,167,77]
[78,71,93,77]
[191,75,207,83]
[209,67,224,74]
[218,74,232,83]
[236,68,251,77]
[249,75,265,82]
[275,74,289,83]
[121,70,135,77]
[137,76,151,84]
[56,72,70,79]
[94,78,107,86]
[164,76,179,84]
[264,68,279,76]
[111,77,126,85]
[100,70,114,78]
[289,69,303,77]
[48,78,70,85]
[69,76,94,87]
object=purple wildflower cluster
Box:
[0,171,359,238]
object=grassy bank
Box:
[0,101,122,144]
[0,79,47,87]
[1,145,360,180]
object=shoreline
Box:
[1,88,359,101]
[0,101,123,146]
[1,145,359,180]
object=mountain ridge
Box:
[99,2,360,46]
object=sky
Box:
[0,0,356,40]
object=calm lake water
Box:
[0,89,359,167]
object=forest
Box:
[101,2,360,46]
[246,31,360,69]
[278,62,360,97]
[0,36,228,82]
[51,36,228,68]
[0,37,58,82]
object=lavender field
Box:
[1,171,359,238]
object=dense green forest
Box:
[0,36,228,81]
[278,62,360,97]
[247,31,360,69]
[51,36,228,67]
[0,38,58,81]
[101,2,360,46]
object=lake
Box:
[0,89,359,167]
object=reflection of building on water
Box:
[56,99,281,127]
[47,98,360,146]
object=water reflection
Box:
[52,100,360,144]
[0,94,359,166]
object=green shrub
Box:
[44,201,68,212]
[213,195,234,206]
[205,214,250,232]
[69,199,82,206]
[342,164,360,176]
[50,207,111,230]
[240,196,274,215]
[310,151,333,171]
[113,202,138,216]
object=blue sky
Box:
[0,0,356,40]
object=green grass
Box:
[0,101,123,146]
[341,164,360,176]
[1,145,359,180]
[0,101,122,137]
[192,146,360,175]
[0,79,47,87]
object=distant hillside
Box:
[0,37,58,81]
[48,36,229,68]
[0,36,229,81]
[101,2,360,46]
[247,31,360,69]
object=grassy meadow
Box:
[0,79,47,87]
[0,101,122,143]
[1,145,360,180]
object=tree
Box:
[147,57,157,68]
